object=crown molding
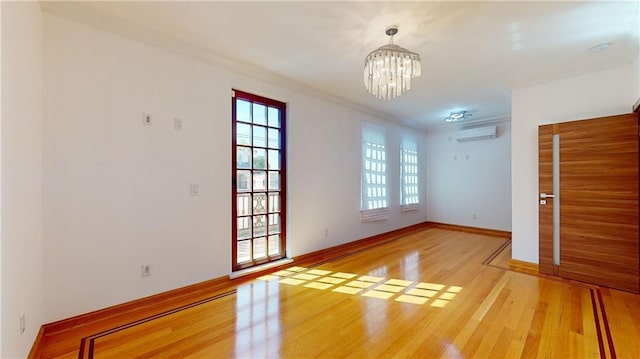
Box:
[39,1,401,126]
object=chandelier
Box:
[364,26,421,100]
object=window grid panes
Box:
[362,142,388,209]
[233,91,286,271]
[401,140,419,206]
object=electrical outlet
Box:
[472,214,477,220]
[190,184,199,196]
[174,118,183,130]
[141,264,152,277]
[19,314,26,335]
[142,113,152,126]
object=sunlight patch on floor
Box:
[396,294,429,305]
[333,286,363,295]
[344,280,375,289]
[362,290,394,299]
[331,272,358,279]
[257,266,462,307]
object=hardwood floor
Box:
[39,228,640,358]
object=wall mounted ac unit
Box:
[456,125,498,142]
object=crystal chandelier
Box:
[364,26,421,100]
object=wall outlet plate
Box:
[141,264,151,277]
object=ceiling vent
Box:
[456,125,498,142]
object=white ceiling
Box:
[42,1,639,131]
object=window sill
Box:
[361,208,389,222]
[229,258,293,279]
[401,204,420,212]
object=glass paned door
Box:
[232,90,286,271]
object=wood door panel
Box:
[538,124,555,275]
[561,201,638,224]
[561,188,637,199]
[559,263,638,292]
[560,233,639,259]
[558,113,639,293]
[561,162,637,177]
[539,113,639,293]
[558,136,637,149]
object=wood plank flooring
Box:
[39,228,640,358]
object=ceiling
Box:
[42,1,639,131]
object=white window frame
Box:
[400,137,420,212]
[361,123,389,222]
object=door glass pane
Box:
[268,213,280,234]
[268,172,280,191]
[253,126,266,147]
[268,150,280,170]
[253,193,267,215]
[236,170,251,192]
[237,123,251,146]
[268,107,280,128]
[253,237,267,259]
[237,194,251,216]
[253,171,266,191]
[253,149,267,169]
[253,103,267,125]
[268,128,280,149]
[237,217,251,240]
[237,147,251,169]
[236,100,252,123]
[268,193,280,212]
[253,215,267,237]
[268,235,280,256]
[553,133,560,266]
[237,240,251,263]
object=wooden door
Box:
[539,113,640,293]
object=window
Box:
[400,137,420,211]
[361,123,388,221]
[232,90,286,271]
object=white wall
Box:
[1,2,45,358]
[511,63,637,264]
[637,2,640,105]
[42,14,427,323]
[1,3,3,355]
[426,121,511,231]
[634,54,640,105]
